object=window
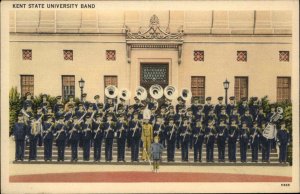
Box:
[234,77,248,101]
[63,50,73,60]
[277,77,291,102]
[237,51,247,62]
[104,76,118,102]
[62,75,75,101]
[194,50,204,61]
[279,51,289,62]
[20,75,34,96]
[191,76,205,103]
[106,50,116,61]
[22,49,32,60]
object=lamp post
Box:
[223,79,230,105]
[78,78,85,101]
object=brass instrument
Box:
[31,121,40,136]
[164,85,178,100]
[118,122,125,138]
[105,85,119,99]
[149,84,164,100]
[135,86,147,101]
[182,125,190,143]
[118,88,131,101]
[180,88,192,101]
[43,122,54,140]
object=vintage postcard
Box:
[1,0,299,193]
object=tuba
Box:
[164,85,178,100]
[149,84,164,100]
[119,88,131,101]
[135,86,147,101]
[180,88,192,101]
[270,107,283,122]
[105,85,119,99]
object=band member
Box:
[45,106,55,123]
[42,116,54,161]
[153,115,165,147]
[267,105,277,150]
[41,94,50,114]
[151,136,164,173]
[238,97,248,116]
[240,122,250,163]
[141,118,153,162]
[205,108,217,127]
[28,117,39,161]
[104,98,115,112]
[165,118,177,162]
[54,116,67,162]
[166,105,176,123]
[129,112,142,162]
[226,96,236,116]
[53,96,63,113]
[55,105,64,121]
[13,113,27,161]
[93,95,101,112]
[176,96,184,114]
[250,122,260,162]
[82,115,93,161]
[104,113,115,162]
[277,121,290,164]
[256,107,266,127]
[214,96,224,117]
[64,104,75,123]
[35,106,44,146]
[179,117,191,162]
[133,96,142,112]
[193,118,205,162]
[191,97,200,116]
[68,116,82,162]
[249,97,259,119]
[23,92,34,110]
[217,119,227,162]
[228,119,239,162]
[241,109,253,128]
[229,107,240,126]
[203,97,213,117]
[64,95,76,112]
[23,105,34,125]
[81,93,90,110]
[260,121,269,162]
[93,113,105,162]
[194,105,205,124]
[116,114,128,162]
[117,98,128,113]
[175,105,184,149]
[218,106,229,125]
[205,119,216,162]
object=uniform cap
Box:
[206,97,211,101]
[56,96,62,100]
[241,97,248,101]
[218,96,224,101]
[25,92,32,97]
[134,96,138,100]
[252,97,258,101]
[94,95,100,100]
[42,94,47,98]
[18,113,23,117]
[82,93,87,98]
[229,96,235,100]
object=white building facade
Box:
[9,10,292,104]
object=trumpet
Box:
[94,121,103,139]
[132,120,140,137]
[105,122,113,138]
[118,122,125,138]
[169,124,176,140]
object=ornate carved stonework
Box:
[125,15,184,64]
[125,15,184,40]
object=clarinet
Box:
[169,124,175,140]
[94,121,102,139]
[132,121,138,137]
[118,122,124,138]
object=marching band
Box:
[12,85,290,164]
